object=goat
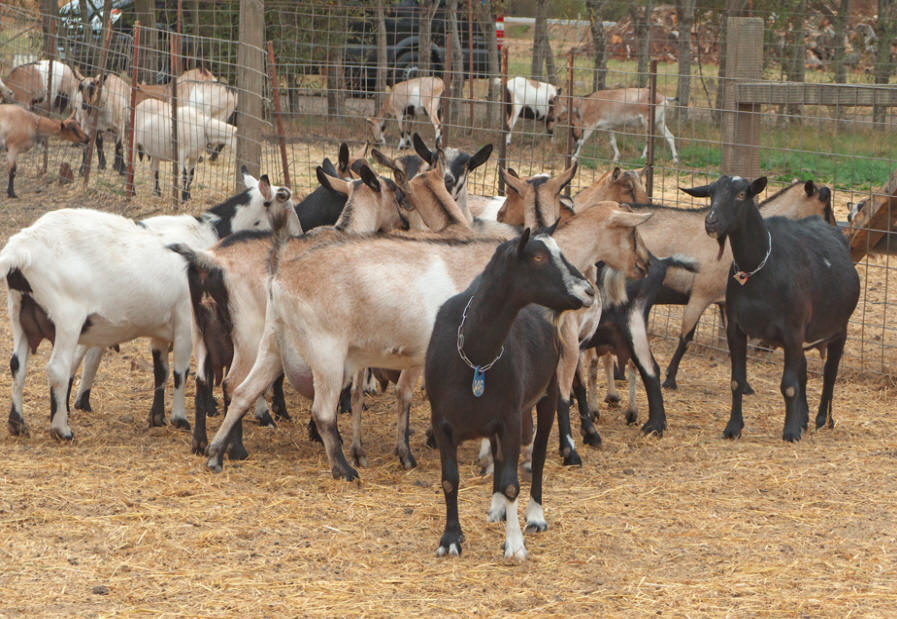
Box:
[134,66,219,103]
[182,80,237,161]
[646,180,837,399]
[683,175,859,441]
[198,197,650,480]
[74,73,130,175]
[551,88,678,163]
[178,162,421,459]
[0,104,89,198]
[494,164,579,227]
[502,76,559,146]
[0,76,14,102]
[72,168,290,415]
[574,254,699,429]
[366,77,443,149]
[0,171,290,441]
[133,99,236,201]
[427,229,594,561]
[1,60,82,112]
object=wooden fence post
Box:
[266,41,291,188]
[721,17,763,178]
[235,0,265,186]
[564,48,575,196]
[126,22,141,198]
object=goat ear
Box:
[371,148,399,173]
[258,174,274,201]
[241,165,258,189]
[468,143,493,171]
[804,180,815,197]
[516,228,531,258]
[750,177,767,196]
[412,133,434,165]
[608,210,653,228]
[550,162,577,194]
[507,168,519,178]
[612,166,622,181]
[638,166,648,179]
[500,168,527,196]
[359,164,381,193]
[338,143,350,171]
[544,218,560,236]
[316,166,350,196]
[559,195,575,213]
[679,184,712,198]
[320,157,338,178]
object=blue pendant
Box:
[472,366,485,398]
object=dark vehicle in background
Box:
[343,0,497,94]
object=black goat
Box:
[426,229,594,561]
[682,175,859,441]
[574,253,699,434]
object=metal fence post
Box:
[126,22,141,198]
[646,59,657,198]
[497,45,508,197]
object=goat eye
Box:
[736,192,746,200]
[253,220,261,226]
[532,253,546,264]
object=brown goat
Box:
[495,164,578,227]
[574,166,651,209]
[0,104,89,197]
[1,60,83,112]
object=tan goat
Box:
[1,60,83,112]
[366,77,444,150]
[0,104,89,197]
[552,88,679,163]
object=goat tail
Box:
[659,253,699,274]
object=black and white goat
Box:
[426,229,594,561]
[1,171,290,440]
[683,176,859,441]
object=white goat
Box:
[0,171,289,441]
[134,99,236,200]
[73,73,131,174]
[503,76,559,146]
[366,77,443,150]
[1,60,82,113]
[553,87,679,163]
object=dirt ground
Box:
[1,144,896,617]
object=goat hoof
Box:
[641,420,665,437]
[397,450,417,470]
[228,443,249,460]
[589,408,600,421]
[624,409,638,425]
[50,427,74,441]
[350,446,368,468]
[272,406,291,421]
[254,410,276,427]
[332,463,359,481]
[525,520,547,534]
[148,412,167,427]
[191,436,207,456]
[815,413,834,429]
[73,392,92,412]
[7,192,18,199]
[722,423,743,440]
[478,462,494,477]
[562,450,582,467]
[662,377,678,390]
[582,429,603,448]
[206,445,224,472]
[604,394,620,406]
[437,530,463,557]
[307,418,323,443]
[743,382,755,396]
[782,428,802,443]
[425,427,437,449]
[502,541,528,562]
[171,417,191,431]
[8,416,29,437]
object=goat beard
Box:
[716,236,726,261]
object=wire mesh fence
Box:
[1,0,896,377]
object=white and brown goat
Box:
[503,76,560,147]
[1,60,83,113]
[366,77,444,150]
[0,103,89,197]
[551,87,679,163]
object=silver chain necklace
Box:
[732,230,772,286]
[456,296,504,398]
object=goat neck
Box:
[728,199,770,275]
[403,168,470,232]
[458,279,520,375]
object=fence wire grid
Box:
[1,0,896,378]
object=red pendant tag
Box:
[733,271,749,285]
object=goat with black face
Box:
[682,175,859,442]
[425,228,594,561]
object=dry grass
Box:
[2,142,897,617]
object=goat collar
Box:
[457,295,504,398]
[732,230,771,286]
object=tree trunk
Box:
[587,0,608,91]
[873,0,897,124]
[784,0,807,120]
[714,0,748,122]
[831,0,851,84]
[675,0,695,120]
[375,0,388,112]
[447,0,465,125]
[477,2,500,129]
[418,0,439,77]
[135,0,157,84]
[631,0,654,88]
[326,46,345,118]
[531,1,550,81]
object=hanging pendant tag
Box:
[472,366,485,398]
[733,271,749,286]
